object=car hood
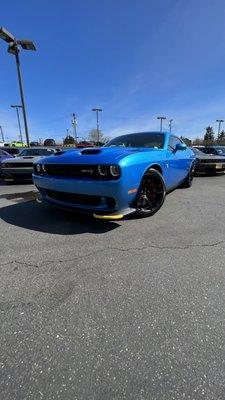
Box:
[3,155,45,163]
[37,147,162,165]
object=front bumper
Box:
[1,167,33,181]
[33,174,137,216]
[195,162,225,172]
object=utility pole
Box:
[11,104,23,142]
[157,116,166,132]
[71,113,77,142]
[92,108,102,144]
[216,119,224,139]
[0,125,4,142]
[169,119,173,134]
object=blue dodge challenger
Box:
[33,132,196,219]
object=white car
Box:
[1,147,60,182]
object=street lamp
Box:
[169,119,173,133]
[157,116,166,132]
[92,108,102,144]
[0,126,4,142]
[216,119,224,138]
[71,113,77,142]
[11,104,23,142]
[0,27,36,147]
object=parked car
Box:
[43,138,56,146]
[30,141,40,147]
[10,141,26,147]
[1,147,60,182]
[76,141,95,148]
[33,131,196,219]
[0,149,13,177]
[192,147,225,173]
[201,146,225,156]
[3,147,21,157]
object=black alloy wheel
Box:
[135,168,166,218]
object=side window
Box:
[168,136,183,151]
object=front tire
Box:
[135,168,166,218]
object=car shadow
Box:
[0,198,120,235]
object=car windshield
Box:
[19,148,54,156]
[192,148,204,155]
[105,132,165,148]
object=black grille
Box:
[46,164,98,178]
[45,189,101,206]
[33,164,120,180]
[2,162,33,168]
[200,159,225,164]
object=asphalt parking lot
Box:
[1,176,225,400]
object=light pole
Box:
[216,119,224,139]
[71,113,77,142]
[157,116,166,132]
[0,126,4,142]
[11,104,23,142]
[0,27,36,147]
[92,108,102,144]
[169,119,173,133]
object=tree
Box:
[192,137,202,145]
[180,136,192,146]
[88,129,107,144]
[218,130,225,143]
[63,135,75,145]
[204,126,215,143]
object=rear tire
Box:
[135,168,166,218]
[180,164,195,188]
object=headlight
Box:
[110,165,120,177]
[37,164,41,172]
[42,164,47,173]
[98,165,108,176]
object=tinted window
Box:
[203,148,217,155]
[105,133,165,148]
[3,148,20,155]
[168,136,183,151]
[19,148,54,156]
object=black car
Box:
[30,141,39,147]
[3,147,21,157]
[192,148,225,173]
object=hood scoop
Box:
[81,149,101,155]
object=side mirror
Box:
[175,143,187,151]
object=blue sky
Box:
[1,0,225,142]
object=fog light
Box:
[98,165,107,176]
[110,165,120,177]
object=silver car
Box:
[0,147,60,182]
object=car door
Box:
[166,136,190,186]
